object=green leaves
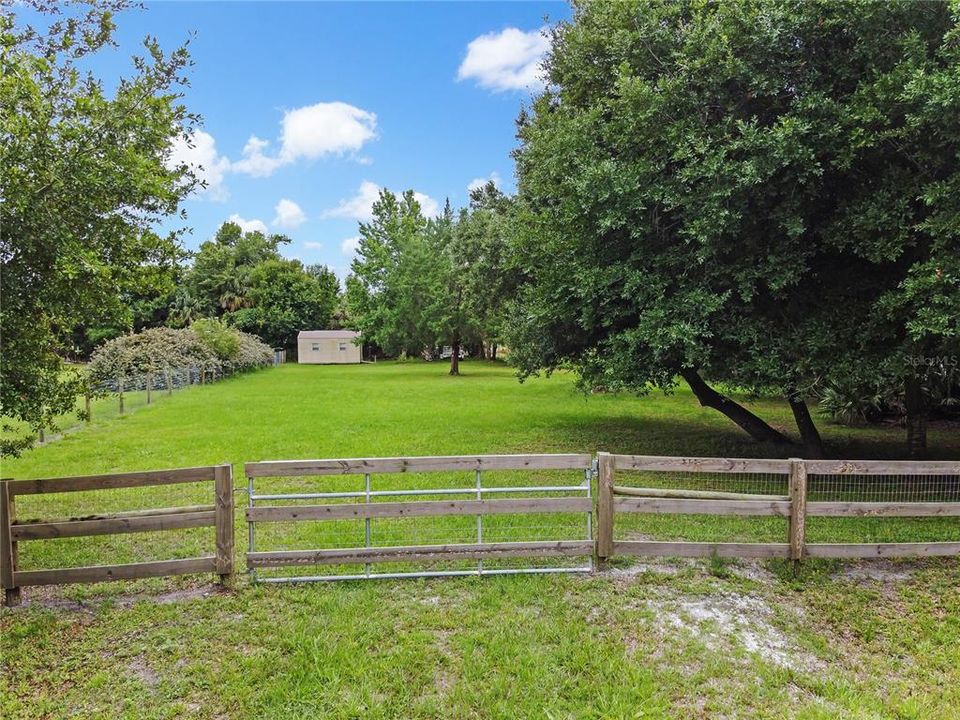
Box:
[509,0,960,442]
[235,258,340,349]
[344,186,518,363]
[1,1,196,452]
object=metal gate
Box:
[244,454,594,583]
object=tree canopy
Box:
[1,0,195,454]
[184,221,291,316]
[507,0,960,455]
[346,189,440,359]
[345,186,518,373]
[232,258,340,349]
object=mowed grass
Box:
[6,361,959,476]
[2,361,959,719]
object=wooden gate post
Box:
[0,481,21,606]
[788,459,807,564]
[214,465,235,587]
[597,452,615,568]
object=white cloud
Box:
[167,130,231,201]
[272,198,306,229]
[340,235,362,255]
[323,181,381,221]
[231,135,283,177]
[231,102,377,177]
[458,27,549,92]
[323,181,440,222]
[303,241,323,250]
[413,192,441,218]
[280,102,377,161]
[226,214,268,234]
[468,171,502,194]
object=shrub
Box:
[231,331,274,371]
[192,318,241,361]
[88,325,272,391]
[88,328,216,388]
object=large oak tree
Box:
[508,0,959,456]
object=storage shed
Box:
[297,330,362,364]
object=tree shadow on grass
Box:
[530,413,959,461]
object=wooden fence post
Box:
[0,481,21,606]
[214,464,235,587]
[788,458,807,564]
[597,452,615,568]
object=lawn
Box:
[1,361,958,719]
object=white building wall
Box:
[297,337,362,364]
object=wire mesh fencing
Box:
[805,462,960,547]
[608,468,790,543]
[10,479,219,570]
[600,454,960,559]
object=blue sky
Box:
[85,1,570,278]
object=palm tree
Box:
[218,268,253,312]
[168,290,204,327]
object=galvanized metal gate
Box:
[244,454,594,583]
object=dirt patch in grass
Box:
[427,628,457,701]
[126,654,160,689]
[12,583,228,612]
[729,561,778,585]
[646,591,822,673]
[838,560,916,584]
[610,559,690,578]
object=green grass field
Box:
[2,362,958,719]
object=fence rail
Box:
[597,453,960,565]
[0,465,234,606]
[245,454,594,582]
[2,453,958,602]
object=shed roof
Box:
[297,330,361,340]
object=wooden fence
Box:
[596,453,960,564]
[0,465,234,606]
[245,454,594,580]
[2,454,958,603]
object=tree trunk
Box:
[680,369,794,445]
[146,373,152,405]
[449,339,460,376]
[450,285,464,375]
[904,375,928,458]
[787,392,824,458]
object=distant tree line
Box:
[76,220,343,356]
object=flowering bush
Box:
[88,325,272,390]
[230,330,274,371]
